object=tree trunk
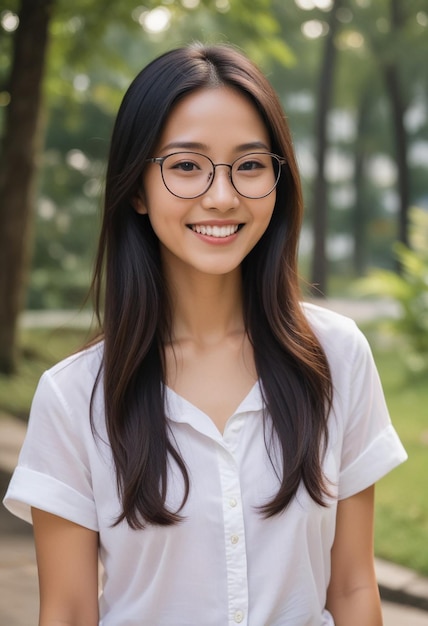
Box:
[309,0,342,296]
[0,0,54,374]
[385,0,410,249]
[383,61,409,249]
[353,90,370,276]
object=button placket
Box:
[217,416,249,625]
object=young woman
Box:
[4,43,406,626]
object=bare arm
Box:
[326,485,383,626]
[31,507,99,626]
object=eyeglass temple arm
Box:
[146,157,164,164]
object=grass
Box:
[1,323,427,575]
[365,330,428,576]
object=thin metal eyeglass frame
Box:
[145,151,286,199]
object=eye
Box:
[236,156,268,173]
[171,160,201,172]
[238,159,264,171]
[164,153,208,174]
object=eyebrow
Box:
[160,140,271,153]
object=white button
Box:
[234,610,244,623]
[229,498,237,508]
[231,534,239,545]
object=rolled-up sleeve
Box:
[337,328,407,499]
[3,366,99,530]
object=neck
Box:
[164,266,245,345]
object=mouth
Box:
[188,224,243,238]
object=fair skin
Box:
[31,86,382,625]
[31,507,99,626]
[326,485,383,625]
[135,86,274,428]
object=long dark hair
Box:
[91,43,333,528]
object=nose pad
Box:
[202,167,238,210]
[211,164,235,193]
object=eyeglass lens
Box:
[159,152,281,199]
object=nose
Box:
[200,164,239,212]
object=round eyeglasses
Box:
[146,151,286,199]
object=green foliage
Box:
[356,207,428,373]
[368,338,428,576]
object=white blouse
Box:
[4,303,407,626]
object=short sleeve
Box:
[337,327,407,499]
[3,368,99,530]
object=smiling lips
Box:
[190,224,241,238]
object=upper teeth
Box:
[192,224,239,238]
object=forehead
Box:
[156,86,271,154]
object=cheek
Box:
[257,195,276,229]
[145,210,168,242]
[249,197,276,249]
[144,199,188,248]
[141,172,167,216]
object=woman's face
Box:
[135,86,276,280]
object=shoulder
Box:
[35,341,104,411]
[301,301,372,373]
[46,341,103,382]
[302,300,359,338]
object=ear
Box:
[132,190,148,215]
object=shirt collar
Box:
[164,382,264,439]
